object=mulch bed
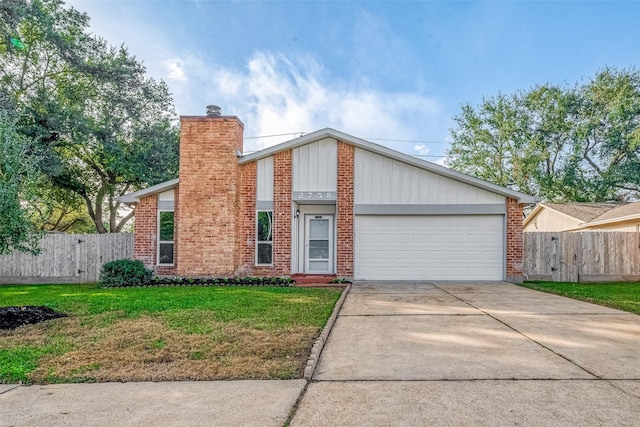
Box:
[0,306,67,330]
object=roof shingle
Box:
[544,202,620,222]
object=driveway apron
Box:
[291,282,640,426]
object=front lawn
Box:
[0,283,342,384]
[520,281,640,315]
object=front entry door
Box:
[305,215,333,274]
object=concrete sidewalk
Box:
[0,380,305,427]
[290,282,640,426]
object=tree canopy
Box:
[0,111,43,254]
[448,67,640,202]
[1,0,179,249]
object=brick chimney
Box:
[176,106,244,276]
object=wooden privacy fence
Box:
[0,233,133,284]
[524,232,640,283]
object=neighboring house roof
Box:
[541,202,620,223]
[118,128,537,204]
[523,201,640,230]
[582,202,640,227]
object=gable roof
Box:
[542,202,620,222]
[118,128,537,204]
[589,202,640,221]
[524,201,640,229]
[581,201,640,227]
[241,128,537,203]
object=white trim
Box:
[255,210,274,266]
[304,214,334,274]
[293,204,336,274]
[157,208,175,267]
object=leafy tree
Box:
[449,67,640,202]
[28,183,95,233]
[1,0,179,234]
[0,111,43,254]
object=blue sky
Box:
[67,0,640,161]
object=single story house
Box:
[524,202,640,232]
[119,106,536,283]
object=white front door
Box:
[305,215,333,274]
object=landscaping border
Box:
[303,284,351,379]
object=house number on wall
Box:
[293,192,337,201]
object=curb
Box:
[303,284,351,379]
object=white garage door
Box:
[354,215,504,281]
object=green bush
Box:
[99,259,153,287]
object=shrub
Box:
[99,259,153,287]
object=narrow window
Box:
[158,211,174,265]
[256,211,273,265]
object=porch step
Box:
[291,274,343,287]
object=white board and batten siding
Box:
[293,138,337,193]
[354,148,505,205]
[256,156,274,204]
[354,148,506,281]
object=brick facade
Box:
[506,197,524,283]
[235,153,292,277]
[176,116,243,277]
[130,113,528,282]
[236,161,257,274]
[272,150,293,275]
[336,141,354,277]
[133,194,158,268]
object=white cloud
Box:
[413,143,430,156]
[195,51,445,153]
[165,59,187,81]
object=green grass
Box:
[0,346,52,383]
[0,283,337,328]
[0,283,343,384]
[520,281,640,315]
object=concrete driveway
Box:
[291,282,640,426]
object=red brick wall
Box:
[506,197,524,283]
[176,116,244,277]
[134,194,158,268]
[133,191,179,276]
[272,150,292,275]
[236,161,258,275]
[336,141,354,277]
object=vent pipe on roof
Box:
[206,105,221,117]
